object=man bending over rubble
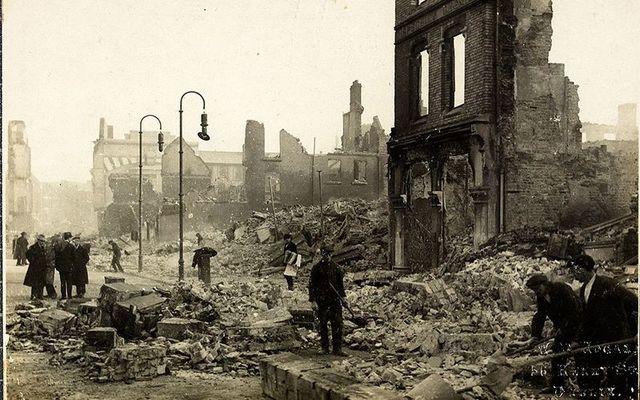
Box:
[525,273,582,394]
[309,242,347,356]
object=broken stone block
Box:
[98,282,148,326]
[112,293,165,338]
[392,278,456,307]
[79,300,98,314]
[38,309,76,336]
[256,225,272,243]
[64,297,91,314]
[157,318,206,340]
[187,341,208,364]
[98,344,168,382]
[104,276,125,284]
[381,368,403,384]
[86,327,118,349]
[407,374,462,400]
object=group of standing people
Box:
[525,254,637,399]
[22,232,90,300]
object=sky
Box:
[4,0,639,182]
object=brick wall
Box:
[505,148,637,230]
[243,121,385,210]
[394,1,496,136]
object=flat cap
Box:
[526,273,549,288]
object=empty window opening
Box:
[354,160,367,183]
[327,159,342,181]
[419,50,429,116]
[452,33,466,108]
[265,174,281,204]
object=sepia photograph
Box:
[3,0,639,399]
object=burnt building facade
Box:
[389,0,636,271]
[243,81,388,211]
[92,118,247,237]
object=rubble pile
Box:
[441,227,555,274]
[447,254,562,312]
[233,199,389,272]
[165,280,285,325]
[6,303,95,369]
[332,253,570,393]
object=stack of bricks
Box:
[97,343,168,382]
[391,278,458,307]
[227,321,300,352]
[260,352,402,400]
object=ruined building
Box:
[92,118,246,237]
[243,81,388,211]
[389,0,638,271]
[583,103,639,143]
[6,121,35,232]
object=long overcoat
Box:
[24,243,47,287]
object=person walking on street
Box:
[71,236,89,298]
[569,255,638,400]
[24,234,48,300]
[192,246,217,285]
[283,233,298,291]
[109,240,124,272]
[525,273,583,394]
[55,232,75,300]
[15,232,29,265]
[308,242,347,356]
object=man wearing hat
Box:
[569,254,638,399]
[23,234,48,300]
[15,231,29,266]
[55,232,76,299]
[525,273,582,393]
[308,242,347,356]
[71,236,90,298]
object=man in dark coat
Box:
[43,237,58,299]
[24,234,47,300]
[525,273,583,393]
[570,255,638,400]
[192,246,217,285]
[55,232,75,300]
[308,242,347,356]
[109,240,124,272]
[15,232,29,265]
[71,236,89,298]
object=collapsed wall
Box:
[503,0,637,230]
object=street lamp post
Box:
[178,91,209,281]
[317,170,323,239]
[138,114,163,273]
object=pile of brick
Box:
[94,343,168,382]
